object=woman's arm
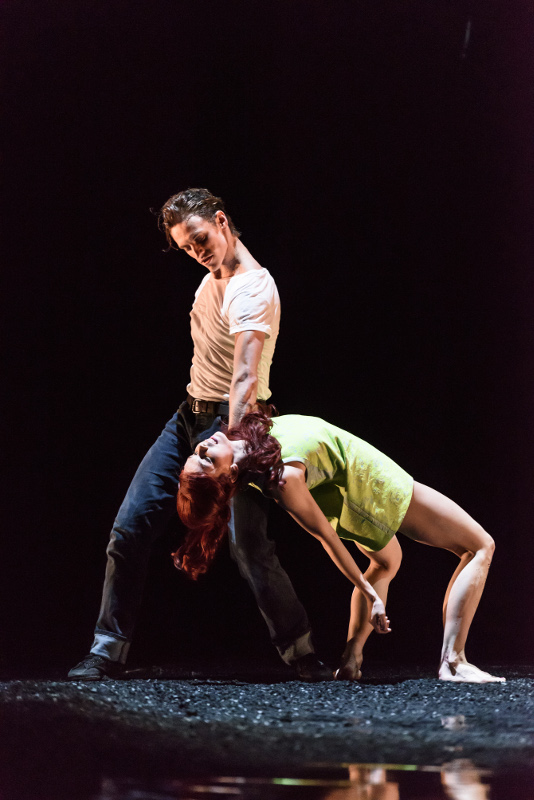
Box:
[271,465,390,634]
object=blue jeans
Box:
[91,401,313,664]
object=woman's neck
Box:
[232,439,248,464]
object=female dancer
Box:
[175,409,503,683]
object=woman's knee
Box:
[371,536,402,577]
[478,531,495,563]
[460,529,494,564]
[383,550,402,578]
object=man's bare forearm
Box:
[229,330,264,428]
[228,372,258,428]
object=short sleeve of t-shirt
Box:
[225,270,278,339]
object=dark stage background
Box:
[2,1,533,674]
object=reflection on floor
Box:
[94,760,531,800]
[1,666,532,798]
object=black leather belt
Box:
[187,394,230,416]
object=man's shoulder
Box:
[227,266,278,298]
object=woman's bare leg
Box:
[399,481,504,682]
[335,536,402,680]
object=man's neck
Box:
[216,240,261,280]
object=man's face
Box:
[170,213,230,275]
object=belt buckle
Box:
[192,399,204,414]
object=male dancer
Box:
[69,188,331,681]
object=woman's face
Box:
[183,431,237,479]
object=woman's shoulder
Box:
[271,416,334,452]
[273,414,331,430]
[272,416,351,453]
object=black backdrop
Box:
[2,0,533,673]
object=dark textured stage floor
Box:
[1,663,533,799]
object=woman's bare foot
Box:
[334,651,363,681]
[439,660,505,683]
[334,664,362,681]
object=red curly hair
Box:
[174,406,284,579]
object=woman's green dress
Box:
[268,415,413,552]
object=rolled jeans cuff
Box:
[91,632,130,664]
[279,631,314,665]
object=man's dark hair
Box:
[158,188,241,248]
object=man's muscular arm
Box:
[228,330,265,428]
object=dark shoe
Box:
[293,653,333,682]
[68,654,124,681]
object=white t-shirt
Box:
[187,267,280,402]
